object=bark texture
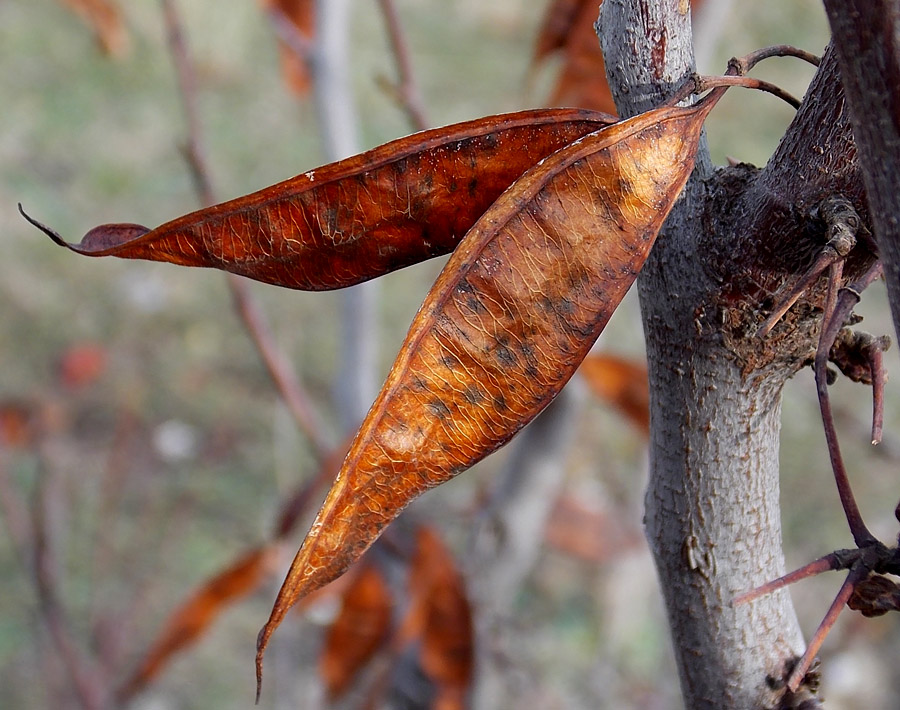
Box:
[825,0,900,344]
[598,1,874,707]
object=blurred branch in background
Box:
[161,0,333,463]
[313,0,379,430]
[467,385,584,707]
[376,0,430,132]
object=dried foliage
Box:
[118,546,282,700]
[320,560,393,699]
[261,0,315,95]
[23,0,896,705]
[27,111,613,290]
[58,0,129,56]
[254,92,724,683]
[578,353,649,435]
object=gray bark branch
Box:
[824,0,900,346]
[595,1,840,707]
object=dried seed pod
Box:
[255,92,723,691]
[28,110,613,290]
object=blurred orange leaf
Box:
[320,560,393,699]
[534,0,617,113]
[578,353,649,435]
[58,342,108,389]
[119,545,280,701]
[261,0,315,95]
[533,0,586,63]
[400,526,474,710]
[59,0,129,56]
[0,401,36,449]
[545,493,642,563]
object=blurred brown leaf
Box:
[578,353,649,435]
[533,0,586,63]
[261,0,315,95]
[545,493,642,563]
[119,545,280,701]
[0,400,36,449]
[59,0,129,57]
[320,560,393,699]
[403,526,474,710]
[58,342,108,390]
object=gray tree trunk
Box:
[597,1,874,707]
[824,0,900,344]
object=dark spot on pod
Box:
[494,341,517,367]
[468,177,479,196]
[493,393,508,412]
[386,411,409,432]
[427,398,452,421]
[556,297,575,315]
[323,206,339,233]
[567,267,590,289]
[462,385,484,404]
[466,297,487,314]
[518,342,540,378]
[410,376,429,392]
[455,281,487,315]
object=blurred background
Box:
[2,0,899,708]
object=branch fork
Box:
[744,200,892,690]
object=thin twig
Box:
[733,44,821,73]
[814,260,884,547]
[161,0,214,206]
[696,74,802,109]
[733,554,839,605]
[814,265,875,547]
[88,409,138,670]
[786,564,866,692]
[161,0,332,461]
[376,0,429,131]
[226,279,333,460]
[266,4,316,71]
[868,343,886,445]
[32,454,105,710]
[759,197,860,336]
[757,250,845,337]
[0,454,34,570]
[667,45,818,109]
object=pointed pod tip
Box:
[18,203,69,247]
[18,203,152,255]
[255,623,271,703]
